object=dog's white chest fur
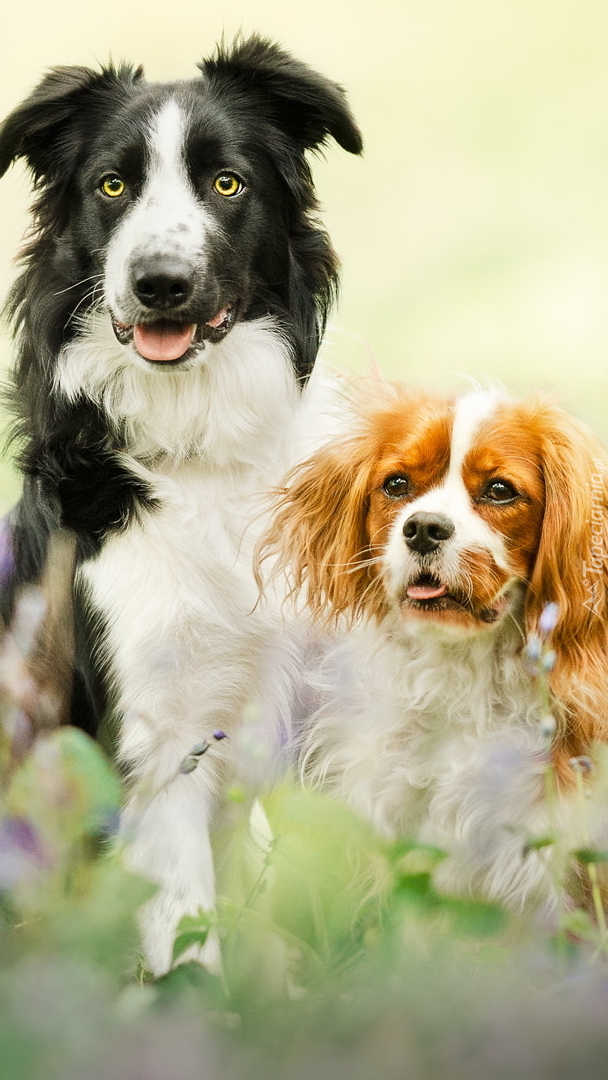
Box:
[80,462,272,751]
[306,622,560,910]
[68,320,306,973]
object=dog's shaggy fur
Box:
[0,36,361,972]
[264,382,608,915]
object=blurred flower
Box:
[178,733,228,775]
[541,649,556,673]
[538,602,559,636]
[0,514,15,587]
[525,633,542,663]
[179,742,209,774]
[10,586,47,658]
[178,757,199,775]
[189,741,210,757]
[569,756,593,775]
[0,815,49,891]
[539,714,557,740]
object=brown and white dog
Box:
[264,381,608,913]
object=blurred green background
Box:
[1,0,608,511]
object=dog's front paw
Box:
[138,888,220,977]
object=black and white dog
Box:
[0,36,361,972]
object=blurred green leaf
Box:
[172,910,212,965]
[522,834,555,855]
[6,727,122,846]
[439,897,508,938]
[573,848,608,865]
[45,858,153,978]
[393,871,435,900]
[387,840,448,870]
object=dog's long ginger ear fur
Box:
[526,401,608,782]
[261,433,384,626]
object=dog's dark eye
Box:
[213,173,244,197]
[383,474,411,499]
[482,479,519,504]
[100,175,126,198]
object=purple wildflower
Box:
[0,816,49,891]
[525,633,542,663]
[541,649,556,673]
[539,713,557,740]
[538,602,559,636]
[0,514,15,587]
[570,755,594,774]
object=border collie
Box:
[0,35,362,973]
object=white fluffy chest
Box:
[306,625,556,906]
[79,462,278,749]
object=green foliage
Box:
[0,729,152,986]
[171,911,212,966]
[573,848,608,865]
[7,726,122,846]
[1,717,608,1078]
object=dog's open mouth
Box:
[111,303,236,363]
[401,574,508,625]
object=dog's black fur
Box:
[0,37,362,734]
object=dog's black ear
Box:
[200,35,363,155]
[0,63,144,183]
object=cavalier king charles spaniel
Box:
[264,382,608,915]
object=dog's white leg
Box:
[119,725,224,976]
[80,478,280,976]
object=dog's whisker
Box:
[68,288,105,327]
[53,273,102,298]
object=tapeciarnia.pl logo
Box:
[583,458,606,616]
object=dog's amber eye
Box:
[101,175,126,198]
[213,173,243,197]
[483,479,519,504]
[383,474,411,499]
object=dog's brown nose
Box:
[403,512,454,555]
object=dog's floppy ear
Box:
[260,430,384,626]
[0,63,143,183]
[525,401,608,779]
[200,35,363,155]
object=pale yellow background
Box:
[1,0,608,505]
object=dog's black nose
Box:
[132,260,193,310]
[403,512,455,555]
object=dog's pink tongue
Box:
[407,582,448,600]
[133,323,196,362]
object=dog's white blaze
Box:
[418,389,508,566]
[384,389,510,601]
[448,389,502,478]
[104,99,211,317]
